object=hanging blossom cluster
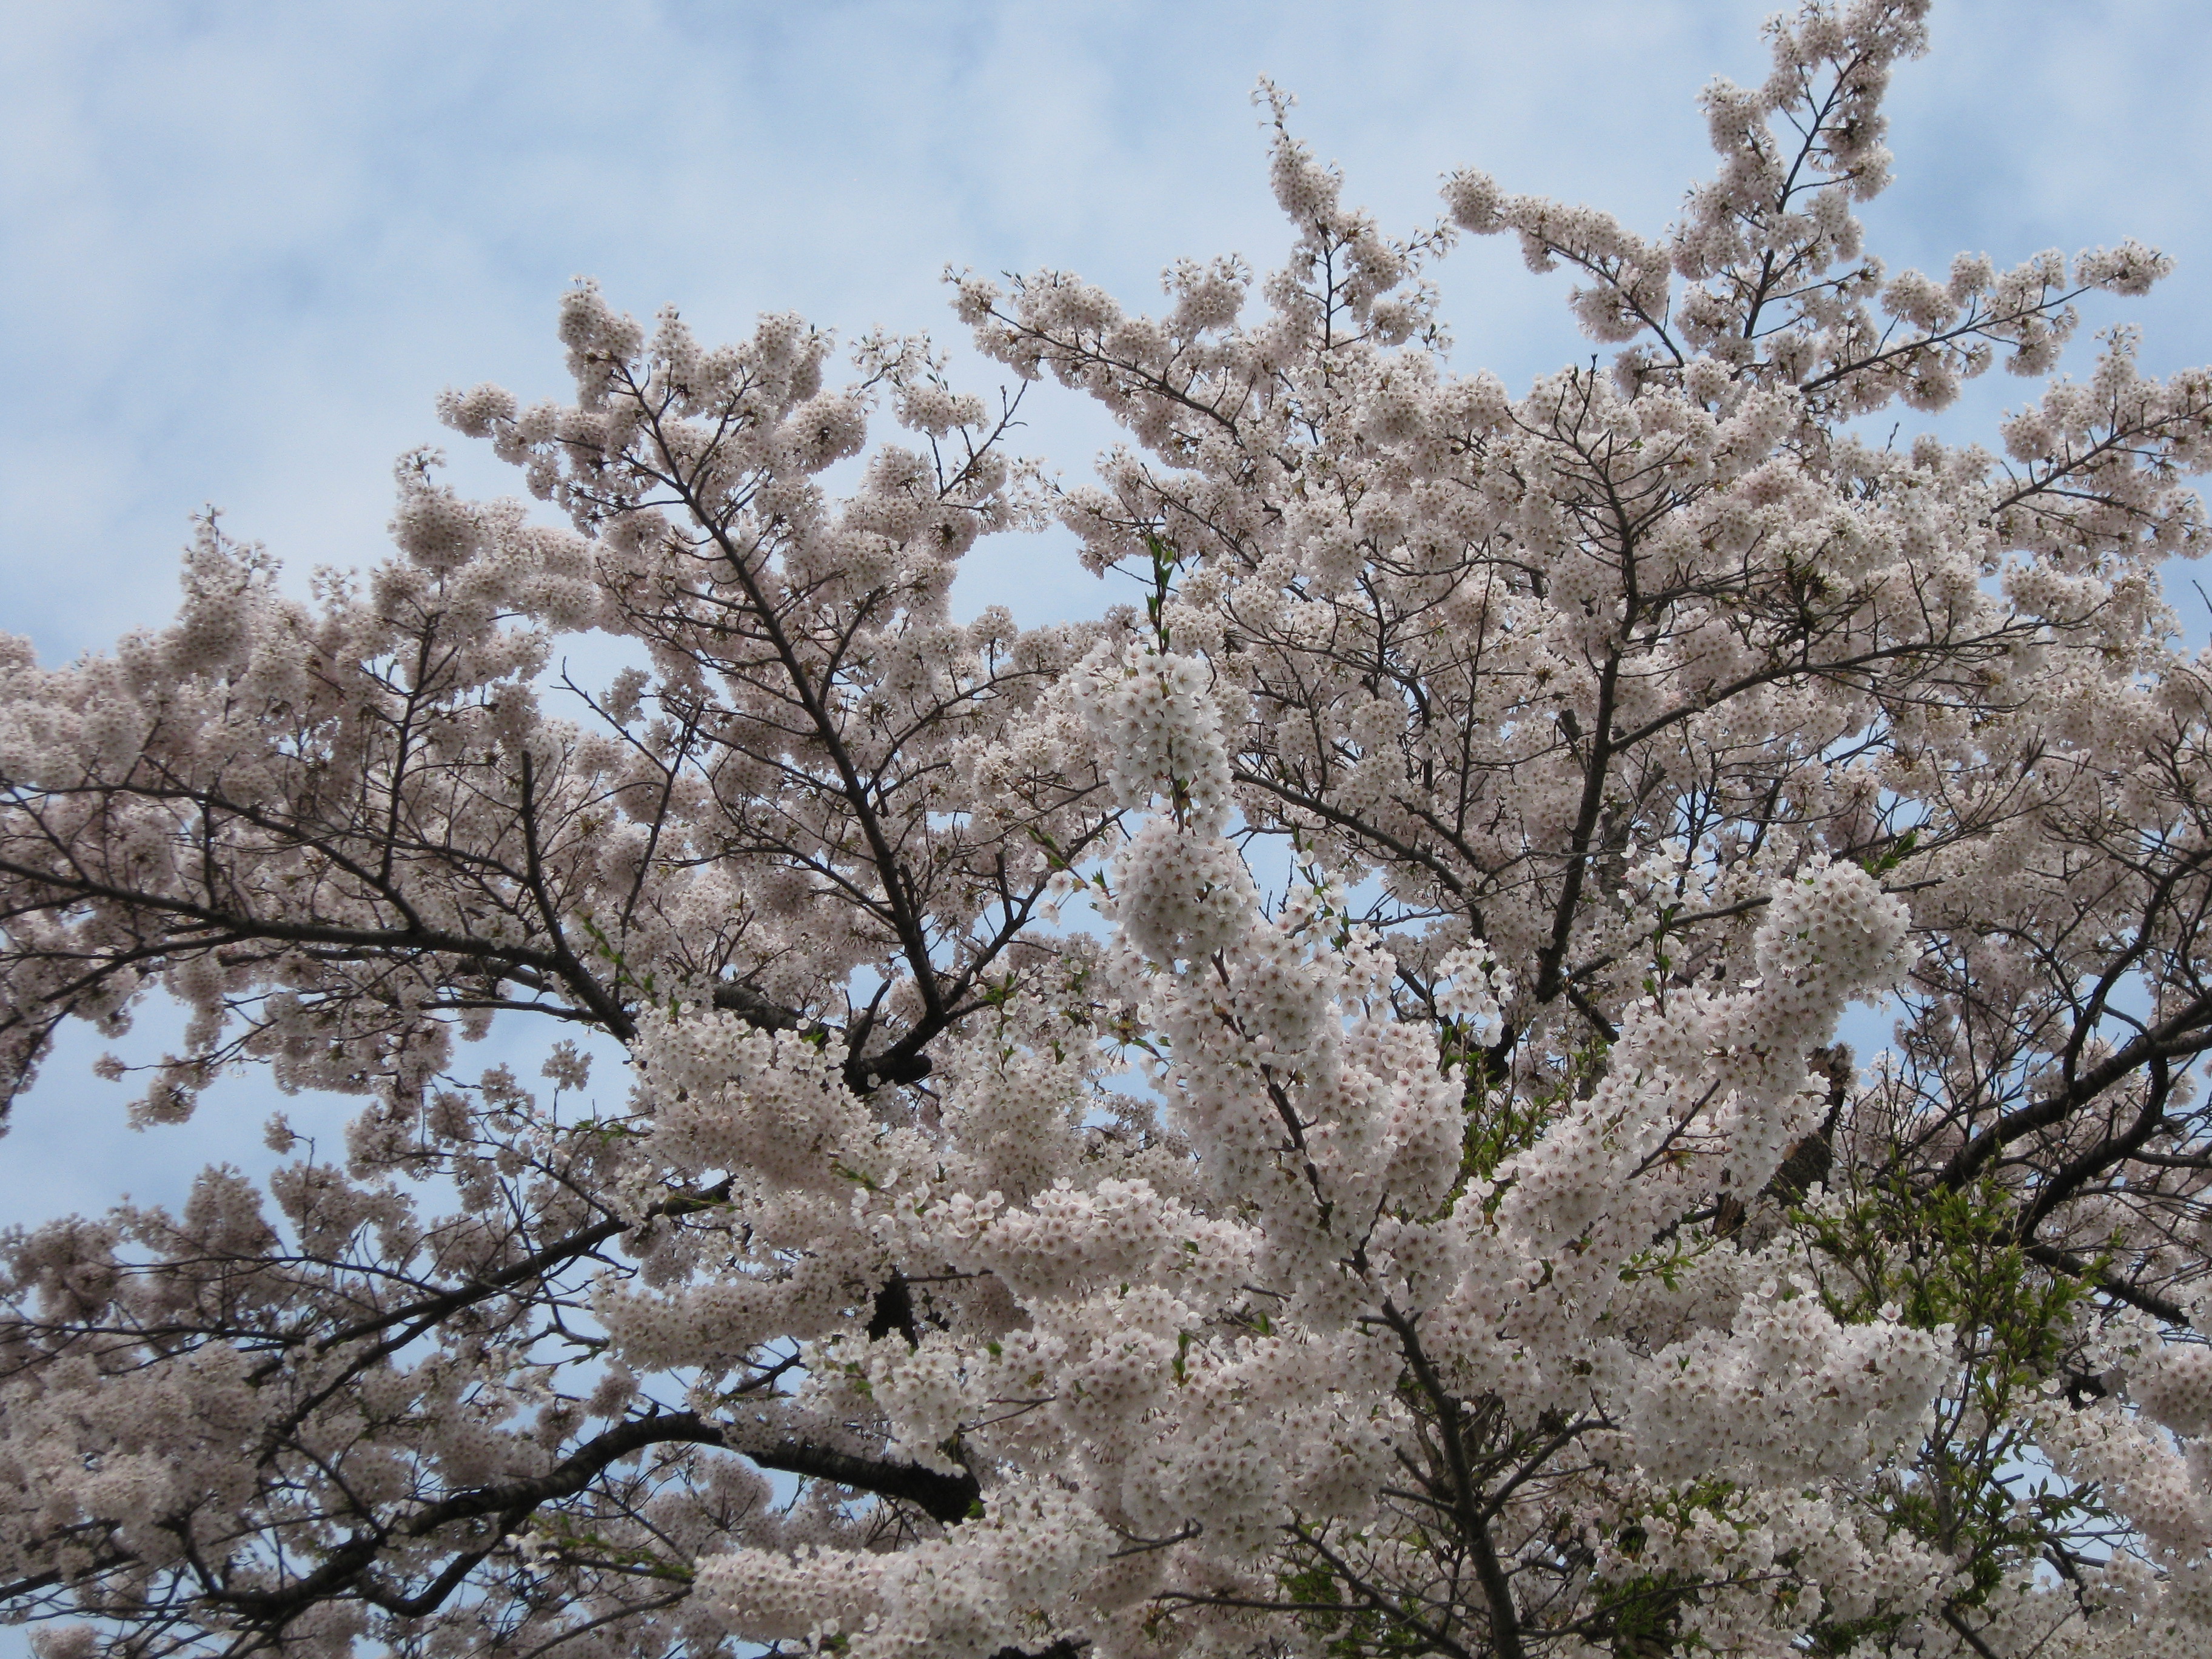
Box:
[10,4,2212,1658]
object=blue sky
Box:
[4,0,2211,1227]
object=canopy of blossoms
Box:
[7,4,2212,1657]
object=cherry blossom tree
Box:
[8,3,2212,1656]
